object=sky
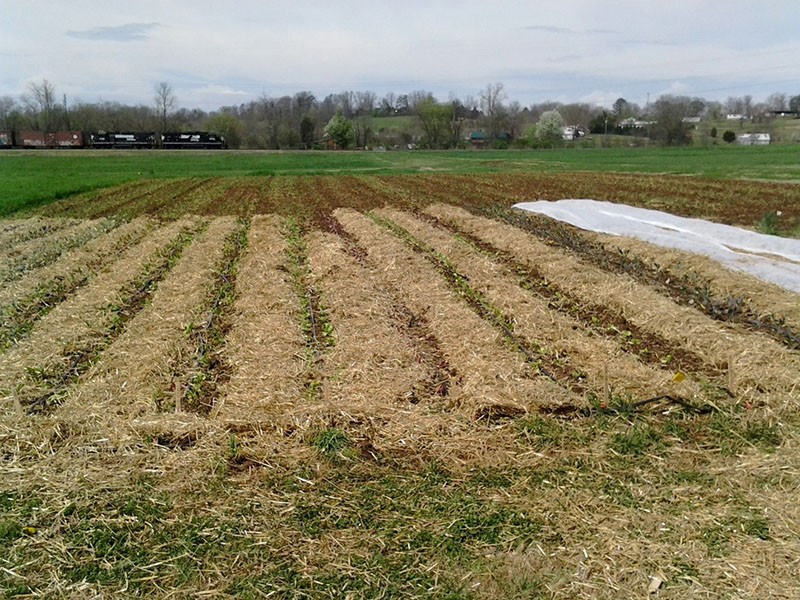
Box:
[1,0,799,112]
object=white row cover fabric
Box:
[514,199,800,294]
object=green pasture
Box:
[2,144,800,217]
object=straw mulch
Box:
[0,217,79,251]
[0,216,154,312]
[0,218,196,409]
[583,229,800,332]
[381,207,701,404]
[212,214,306,423]
[48,217,234,434]
[2,209,799,599]
[425,204,800,405]
[0,218,112,283]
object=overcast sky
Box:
[2,0,799,112]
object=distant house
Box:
[468,131,489,148]
[618,117,656,128]
[737,133,771,146]
[682,116,701,124]
[769,110,799,118]
[561,126,586,141]
[726,113,747,120]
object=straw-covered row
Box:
[0,218,115,284]
[0,218,200,415]
[583,229,800,333]
[427,204,800,403]
[49,217,236,437]
[381,207,705,406]
[336,208,566,414]
[0,217,155,352]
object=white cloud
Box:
[66,23,160,42]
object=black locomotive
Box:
[0,130,226,149]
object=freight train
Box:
[0,130,226,149]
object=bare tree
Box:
[154,82,177,131]
[479,82,507,139]
[766,93,786,112]
[25,79,57,132]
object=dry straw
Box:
[0,218,192,409]
[0,216,154,311]
[212,214,306,423]
[381,207,700,404]
[584,229,800,331]
[425,203,800,406]
[51,217,235,436]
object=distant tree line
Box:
[2,79,799,149]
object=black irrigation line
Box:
[0,223,150,353]
[176,218,250,416]
[367,210,586,392]
[489,206,800,351]
[540,394,715,419]
[419,210,726,382]
[22,221,206,415]
[324,213,459,401]
[284,218,335,402]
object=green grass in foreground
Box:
[1,403,791,597]
[2,144,800,217]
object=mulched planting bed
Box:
[2,172,799,599]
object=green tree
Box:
[324,110,353,149]
[416,96,453,148]
[649,96,692,146]
[205,112,243,149]
[300,115,316,149]
[722,130,736,143]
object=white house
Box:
[737,133,771,145]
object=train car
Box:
[90,132,156,149]
[161,131,226,149]
[0,131,13,148]
[17,131,84,148]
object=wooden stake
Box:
[174,378,182,413]
[13,394,24,418]
[727,353,736,394]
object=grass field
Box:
[1,153,800,598]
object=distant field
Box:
[2,144,800,216]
